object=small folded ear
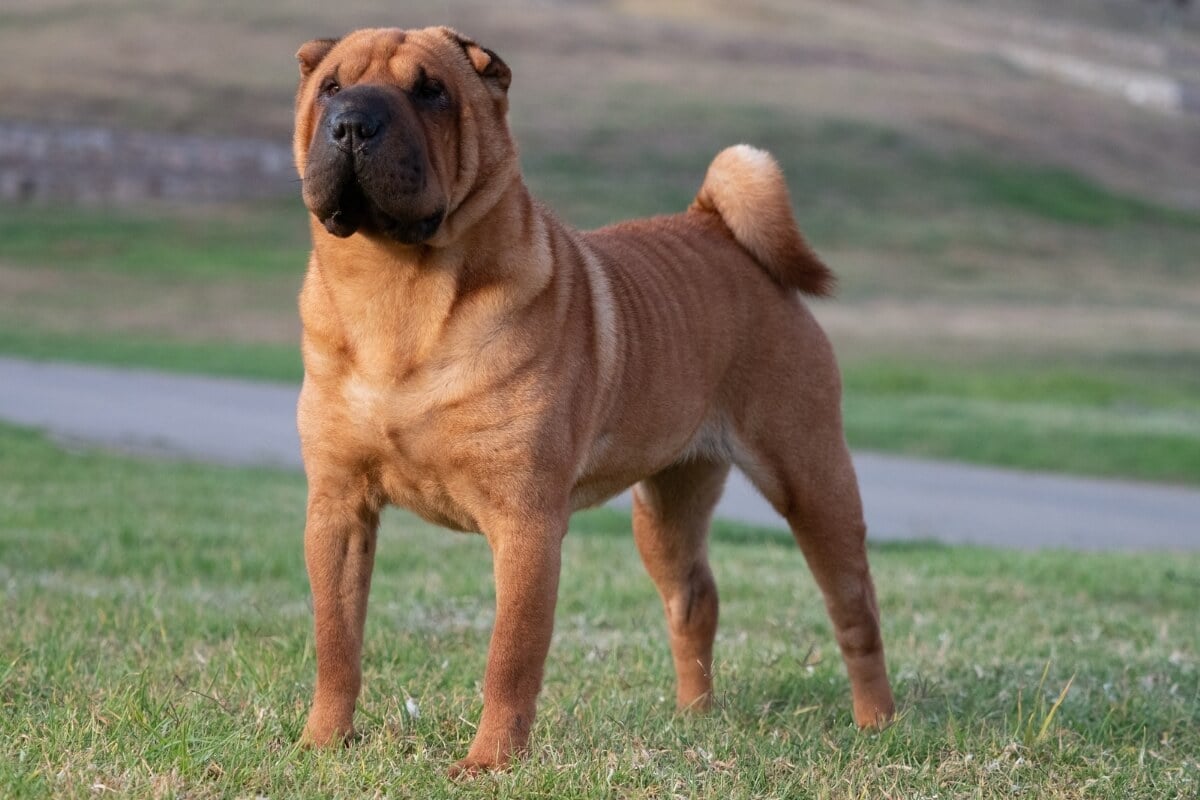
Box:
[445,28,511,92]
[296,38,339,79]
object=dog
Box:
[291,26,895,775]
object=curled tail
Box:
[691,144,834,296]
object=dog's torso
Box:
[296,194,824,533]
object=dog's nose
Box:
[329,109,382,151]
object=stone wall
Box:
[0,122,296,205]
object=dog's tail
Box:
[691,144,834,296]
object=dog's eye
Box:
[319,78,340,99]
[414,75,448,105]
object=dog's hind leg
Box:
[724,301,895,726]
[736,416,895,727]
[633,458,730,711]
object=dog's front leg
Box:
[451,511,566,777]
[300,490,380,747]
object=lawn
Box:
[1,423,1197,798]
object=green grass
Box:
[843,359,1200,485]
[0,199,309,279]
[0,328,303,383]
[521,99,1200,237]
[952,159,1196,228]
[1,423,1197,798]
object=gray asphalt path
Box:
[1,356,1197,551]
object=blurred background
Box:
[2,0,1198,485]
[2,6,1199,795]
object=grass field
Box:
[1,423,1197,798]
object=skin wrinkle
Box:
[291,25,894,776]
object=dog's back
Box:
[570,145,843,509]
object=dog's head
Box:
[294,27,514,246]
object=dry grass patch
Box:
[1,0,1198,204]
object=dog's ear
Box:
[296,38,339,79]
[445,29,511,93]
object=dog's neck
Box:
[302,175,559,378]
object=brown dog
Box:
[292,26,895,775]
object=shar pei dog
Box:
[291,25,895,775]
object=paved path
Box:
[2,356,1197,551]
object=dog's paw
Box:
[299,713,355,749]
[447,756,505,779]
[852,697,897,730]
[676,691,714,713]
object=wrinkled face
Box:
[294,27,513,245]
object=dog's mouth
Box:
[318,184,444,245]
[319,185,368,238]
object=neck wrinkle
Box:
[305,174,556,378]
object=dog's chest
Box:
[338,371,483,532]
